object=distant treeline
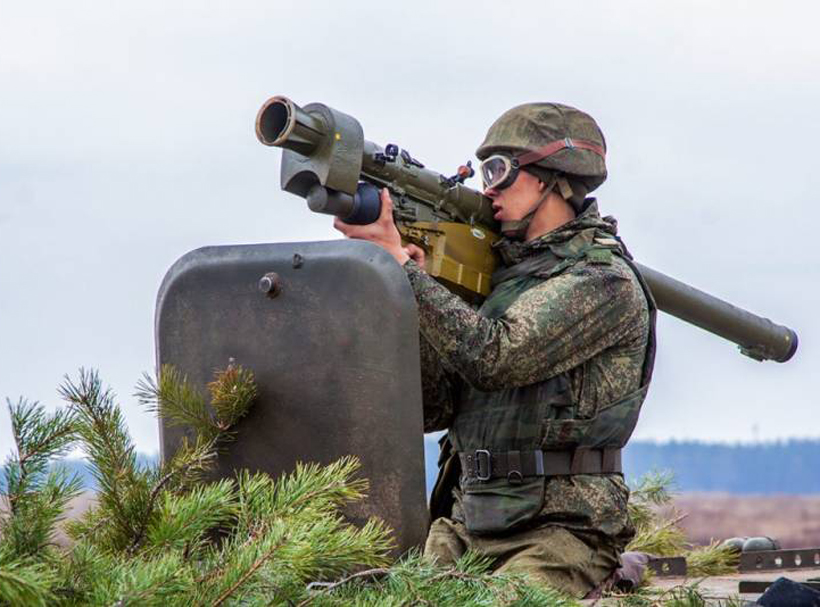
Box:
[4,440,819,495]
[424,437,820,495]
[0,453,158,494]
[621,439,820,493]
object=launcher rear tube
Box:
[637,263,798,362]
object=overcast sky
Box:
[1,0,818,454]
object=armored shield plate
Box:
[156,240,427,553]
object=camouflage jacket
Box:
[404,201,654,542]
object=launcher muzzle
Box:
[256,96,498,302]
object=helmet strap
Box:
[557,176,574,200]
[500,175,558,240]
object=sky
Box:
[1,0,818,454]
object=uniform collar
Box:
[493,199,619,267]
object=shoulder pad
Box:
[585,247,613,265]
[594,237,619,247]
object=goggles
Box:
[479,138,607,191]
[479,154,520,191]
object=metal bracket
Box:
[399,148,424,168]
[740,548,820,572]
[647,556,687,577]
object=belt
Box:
[459,448,622,483]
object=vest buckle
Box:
[507,470,523,485]
[474,449,492,481]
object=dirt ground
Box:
[670,492,820,548]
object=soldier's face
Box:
[485,170,546,222]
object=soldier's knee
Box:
[492,527,617,598]
[423,517,466,566]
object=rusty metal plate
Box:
[648,556,688,577]
[156,239,427,554]
[740,548,820,572]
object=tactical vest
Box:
[430,230,657,535]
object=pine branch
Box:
[164,435,219,489]
[136,366,216,440]
[144,480,236,556]
[60,369,148,550]
[4,398,78,509]
[102,552,191,607]
[685,540,739,577]
[125,365,255,555]
[136,363,256,445]
[207,363,257,433]
[4,366,587,607]
[623,471,740,588]
[300,568,390,606]
[627,512,689,556]
[191,517,269,587]
[0,556,56,607]
[606,580,722,607]
[195,457,392,604]
[629,470,676,508]
[64,503,111,544]
[627,471,688,557]
[1,399,81,558]
[274,457,369,515]
[9,468,83,554]
[298,552,578,607]
[305,567,390,593]
[51,539,119,604]
[211,536,287,607]
[126,467,177,556]
[126,437,217,555]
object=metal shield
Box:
[155,239,428,553]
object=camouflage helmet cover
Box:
[476,102,608,191]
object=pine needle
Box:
[625,472,739,582]
[301,551,579,607]
[60,368,150,552]
[627,471,687,557]
[630,470,676,507]
[135,365,214,438]
[137,362,257,444]
[627,512,689,556]
[0,558,56,607]
[207,363,257,432]
[1,398,81,558]
[606,580,745,607]
[3,365,593,606]
[685,540,739,577]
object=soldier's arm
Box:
[418,333,457,432]
[404,259,647,392]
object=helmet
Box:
[742,537,781,552]
[476,102,608,194]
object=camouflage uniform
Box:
[404,201,656,598]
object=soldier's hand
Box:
[404,244,426,267]
[334,188,410,266]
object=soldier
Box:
[334,103,656,598]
